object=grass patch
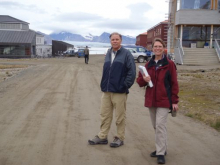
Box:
[179,72,220,131]
[191,74,203,79]
[183,110,220,131]
[0,64,28,69]
[185,113,193,118]
[211,120,220,131]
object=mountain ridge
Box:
[39,31,136,45]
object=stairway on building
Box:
[183,48,220,65]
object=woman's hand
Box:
[172,104,179,111]
[143,74,151,83]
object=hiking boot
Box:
[88,135,108,145]
[150,151,167,157]
[110,137,124,148]
[157,155,165,164]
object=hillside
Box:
[40,31,136,45]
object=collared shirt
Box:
[155,54,164,70]
[111,47,121,63]
[111,51,116,63]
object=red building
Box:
[147,20,168,51]
[136,32,147,48]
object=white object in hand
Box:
[138,65,153,87]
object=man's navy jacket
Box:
[100,46,136,94]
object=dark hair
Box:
[109,32,122,40]
[152,38,166,48]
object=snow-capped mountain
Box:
[46,31,136,44]
[49,31,86,41]
[126,35,135,39]
[82,33,94,41]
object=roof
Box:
[0,30,36,44]
[36,31,44,37]
[136,32,147,38]
[137,32,147,37]
[141,32,148,35]
[147,20,168,31]
[0,15,29,24]
[52,40,74,47]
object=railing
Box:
[214,39,220,61]
[174,38,184,65]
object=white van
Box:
[126,48,147,63]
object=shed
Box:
[52,40,74,56]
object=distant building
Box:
[136,32,148,48]
[36,32,52,57]
[52,40,74,56]
[147,20,168,50]
[0,15,53,58]
[167,0,220,51]
[0,15,39,57]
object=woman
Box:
[136,38,179,164]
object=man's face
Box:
[110,34,122,51]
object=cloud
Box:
[0,0,168,36]
[0,1,46,14]
[95,3,152,30]
[54,12,104,22]
[95,19,146,30]
[127,2,152,18]
[47,2,153,35]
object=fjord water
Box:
[64,40,135,55]
[65,41,111,55]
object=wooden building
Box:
[147,20,168,50]
[136,32,148,48]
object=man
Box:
[84,46,89,64]
[88,32,136,148]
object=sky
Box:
[0,0,169,37]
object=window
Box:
[218,0,220,9]
[177,0,181,10]
[139,48,146,52]
[182,26,211,40]
[0,45,28,55]
[22,24,29,30]
[36,37,42,44]
[181,0,211,9]
[0,23,20,29]
[213,26,220,39]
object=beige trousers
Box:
[98,92,127,141]
[149,107,169,155]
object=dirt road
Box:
[0,56,219,165]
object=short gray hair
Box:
[109,32,122,40]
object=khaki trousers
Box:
[98,92,127,141]
[149,107,169,155]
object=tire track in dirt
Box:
[0,65,61,134]
[0,56,220,165]
[0,63,80,165]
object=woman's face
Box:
[152,41,164,57]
